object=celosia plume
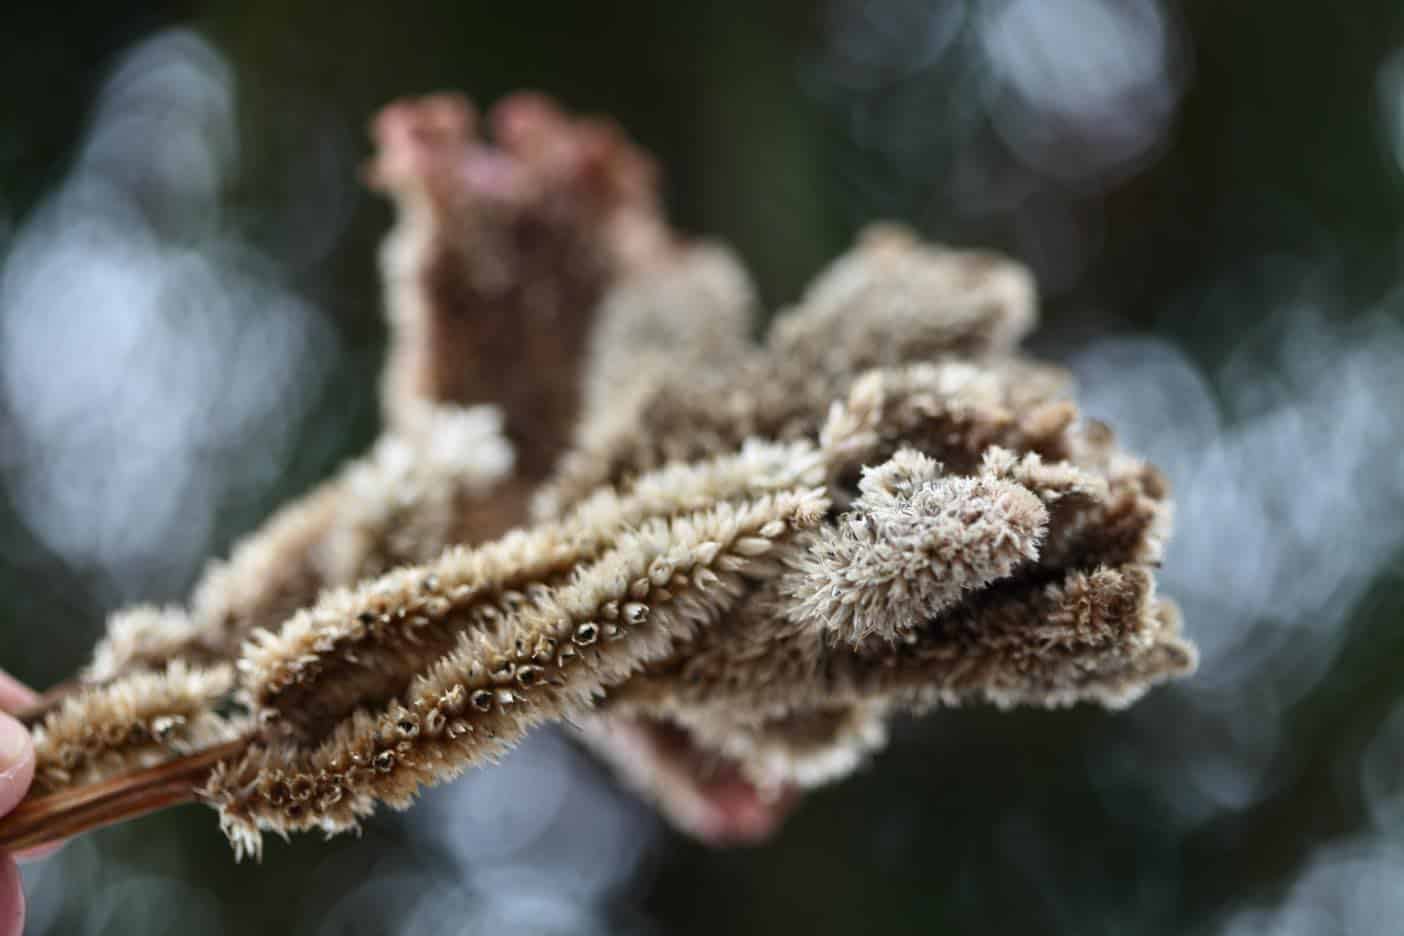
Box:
[0,90,1195,860]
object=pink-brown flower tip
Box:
[491,92,659,211]
[364,93,478,191]
[598,716,801,846]
[693,767,800,846]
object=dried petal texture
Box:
[818,365,1169,570]
[310,403,514,583]
[8,115,1197,858]
[85,606,205,683]
[670,702,890,790]
[978,447,1108,506]
[242,441,825,740]
[31,662,237,792]
[1041,431,1172,570]
[570,713,800,845]
[548,277,1174,826]
[183,482,346,664]
[839,568,1197,711]
[76,89,681,686]
[205,486,830,857]
[532,244,759,520]
[536,226,1049,517]
[626,565,1193,720]
[767,223,1037,378]
[581,242,757,414]
[783,450,1049,644]
[600,416,1178,797]
[78,404,516,688]
[817,361,1073,490]
[368,92,675,478]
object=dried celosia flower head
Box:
[784,449,1050,645]
[31,661,238,793]
[0,90,1195,863]
[211,483,829,858]
[367,91,673,479]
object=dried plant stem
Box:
[0,739,249,852]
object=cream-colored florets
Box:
[29,92,1194,861]
[783,449,1048,644]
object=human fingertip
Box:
[0,716,30,776]
[0,857,23,936]
[0,674,36,713]
[0,713,34,820]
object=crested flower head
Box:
[2,91,1194,861]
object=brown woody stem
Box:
[0,738,250,852]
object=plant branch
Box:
[0,738,249,852]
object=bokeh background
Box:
[4,1,1404,933]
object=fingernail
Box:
[0,715,31,771]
